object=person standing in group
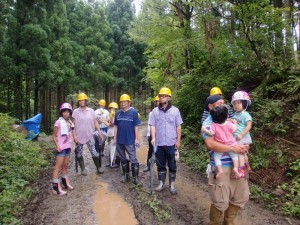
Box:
[95,99,110,156]
[201,87,234,123]
[150,87,183,195]
[202,94,250,225]
[106,102,120,168]
[72,93,103,175]
[143,95,159,172]
[114,94,141,185]
[52,103,75,195]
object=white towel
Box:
[59,117,68,136]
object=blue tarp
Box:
[22,113,42,140]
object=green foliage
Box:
[281,158,300,217]
[0,114,47,224]
[249,183,277,208]
[249,142,284,170]
[180,126,209,172]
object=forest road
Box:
[22,123,300,225]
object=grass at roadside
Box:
[0,114,51,224]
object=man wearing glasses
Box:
[149,87,183,195]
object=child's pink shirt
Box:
[210,120,237,146]
[54,119,72,150]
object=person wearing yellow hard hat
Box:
[106,102,120,168]
[143,96,159,172]
[201,87,233,123]
[72,93,103,175]
[149,87,183,195]
[95,99,110,156]
[114,94,141,185]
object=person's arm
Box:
[175,125,181,149]
[72,118,78,143]
[52,127,61,151]
[204,136,248,154]
[237,121,252,141]
[150,125,156,146]
[134,125,139,144]
[201,126,215,136]
[94,118,103,139]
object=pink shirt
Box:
[54,119,72,150]
[210,120,237,146]
[72,107,96,144]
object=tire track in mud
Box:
[22,123,300,225]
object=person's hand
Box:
[236,134,243,141]
[98,133,103,141]
[175,141,181,149]
[151,138,155,146]
[74,136,78,144]
[232,144,250,154]
[56,146,61,152]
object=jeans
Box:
[116,144,139,165]
[155,145,176,173]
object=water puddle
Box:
[93,182,138,225]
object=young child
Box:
[231,91,253,178]
[106,102,120,168]
[52,103,75,195]
[202,105,240,178]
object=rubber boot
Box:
[52,179,67,195]
[93,157,103,174]
[61,175,74,190]
[112,155,121,168]
[143,158,150,172]
[223,203,240,225]
[155,171,166,192]
[77,157,87,176]
[131,164,141,185]
[121,161,130,183]
[209,204,222,225]
[169,172,177,195]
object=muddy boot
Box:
[224,203,240,225]
[61,175,74,190]
[77,157,87,176]
[112,155,121,168]
[93,157,103,174]
[143,158,150,172]
[169,172,177,195]
[209,204,222,225]
[155,171,166,192]
[52,179,67,195]
[121,161,130,183]
[131,164,141,186]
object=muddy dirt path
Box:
[22,123,300,225]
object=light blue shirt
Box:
[233,111,252,144]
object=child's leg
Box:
[52,155,66,195]
[244,153,252,171]
[238,153,245,167]
[228,152,240,178]
[214,152,223,178]
[53,156,64,180]
[61,155,74,190]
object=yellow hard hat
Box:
[77,93,88,101]
[120,94,131,102]
[108,102,119,109]
[210,87,222,95]
[154,96,159,101]
[98,99,106,106]
[159,87,171,96]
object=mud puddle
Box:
[93,182,138,225]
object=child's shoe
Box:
[238,166,246,178]
[61,176,74,190]
[52,182,67,195]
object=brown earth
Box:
[21,123,300,225]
